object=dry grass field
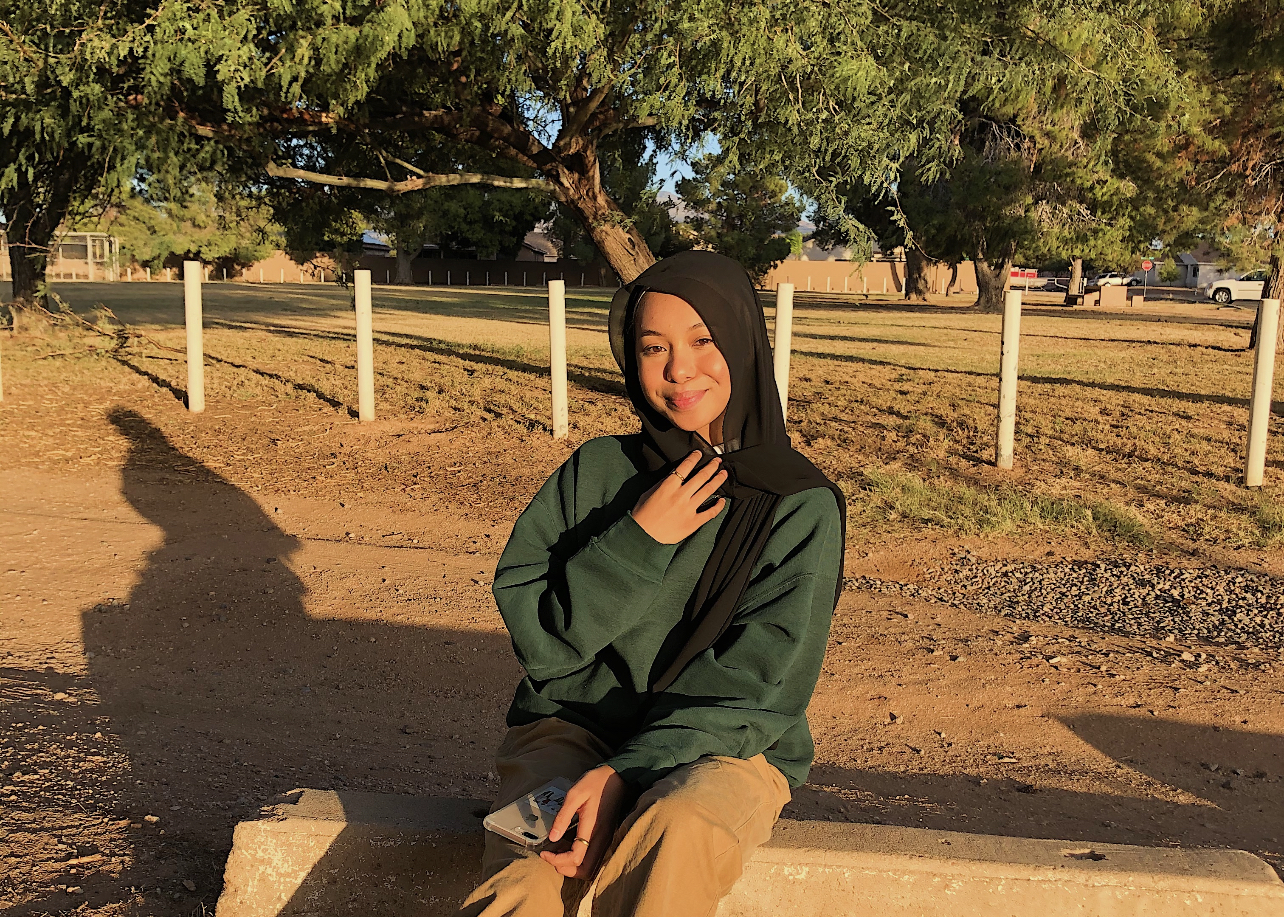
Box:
[13,279,1281,556]
[4,281,1284,916]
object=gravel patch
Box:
[846,556,1284,650]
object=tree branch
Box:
[264,161,563,198]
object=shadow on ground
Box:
[794,714,1284,875]
[4,409,514,916]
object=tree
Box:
[809,3,1198,310]
[0,0,156,311]
[1196,1,1284,303]
[676,155,800,283]
[100,181,280,274]
[154,0,986,283]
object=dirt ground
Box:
[2,284,1283,916]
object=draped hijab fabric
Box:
[607,250,846,692]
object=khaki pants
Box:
[458,717,791,917]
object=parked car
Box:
[1092,271,1128,287]
[1206,269,1270,304]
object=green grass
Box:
[857,469,1154,545]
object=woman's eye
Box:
[641,345,665,356]
[695,337,715,347]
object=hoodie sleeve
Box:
[492,451,679,682]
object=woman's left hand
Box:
[540,764,628,879]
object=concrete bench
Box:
[215,789,1284,917]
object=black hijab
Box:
[608,250,846,692]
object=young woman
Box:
[460,250,845,917]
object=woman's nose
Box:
[665,346,695,383]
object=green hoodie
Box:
[493,434,842,789]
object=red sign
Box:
[1141,259,1154,271]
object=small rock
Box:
[182,879,196,892]
[143,815,160,824]
[888,712,901,724]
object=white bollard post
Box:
[883,278,887,294]
[280,268,284,283]
[166,268,172,282]
[548,279,569,440]
[386,269,390,284]
[222,267,227,282]
[1245,298,1281,487]
[259,268,263,283]
[183,261,205,414]
[995,289,1023,469]
[354,270,375,422]
[505,271,508,285]
[448,270,451,285]
[146,267,151,281]
[773,283,795,420]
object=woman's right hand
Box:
[630,451,728,545]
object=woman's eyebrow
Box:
[638,322,707,337]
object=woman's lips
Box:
[666,389,706,411]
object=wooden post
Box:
[773,283,795,420]
[354,270,375,423]
[183,261,205,414]
[1245,298,1281,487]
[548,279,569,440]
[995,289,1022,469]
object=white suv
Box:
[1206,269,1269,304]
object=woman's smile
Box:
[665,389,707,411]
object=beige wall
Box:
[762,259,979,295]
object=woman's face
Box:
[634,291,732,445]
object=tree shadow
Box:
[208,319,628,399]
[0,409,519,915]
[793,349,1284,415]
[789,714,1284,876]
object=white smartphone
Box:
[483,777,575,848]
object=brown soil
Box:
[2,298,1283,916]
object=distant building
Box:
[517,230,558,262]
[1175,241,1240,289]
[0,230,120,281]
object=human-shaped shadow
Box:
[69,409,513,909]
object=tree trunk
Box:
[974,256,1012,313]
[394,246,417,285]
[4,174,67,315]
[1250,248,1284,351]
[1066,257,1084,306]
[543,137,655,283]
[903,248,931,302]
